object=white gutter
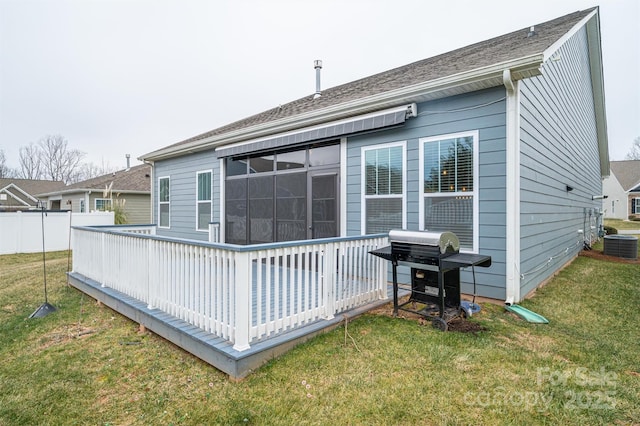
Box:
[140,54,544,162]
[37,188,150,197]
[503,69,521,305]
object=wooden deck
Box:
[68,271,406,379]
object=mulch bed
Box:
[370,299,488,334]
[579,248,639,264]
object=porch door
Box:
[308,170,339,239]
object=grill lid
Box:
[389,230,460,254]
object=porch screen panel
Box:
[276,173,306,241]
[422,135,475,250]
[249,176,274,244]
[311,174,338,238]
[364,144,404,234]
[225,179,247,244]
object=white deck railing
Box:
[71,226,388,351]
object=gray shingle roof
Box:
[610,161,640,191]
[0,178,65,199]
[37,164,151,196]
[147,7,595,158]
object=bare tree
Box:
[38,135,85,183]
[0,149,12,178]
[14,135,113,183]
[70,161,110,183]
[624,136,640,160]
[18,143,43,179]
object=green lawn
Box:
[1,248,638,425]
[604,218,640,231]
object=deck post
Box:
[147,238,155,309]
[323,243,336,319]
[233,251,251,351]
[100,231,106,288]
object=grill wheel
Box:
[431,317,448,332]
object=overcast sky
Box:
[1,0,638,172]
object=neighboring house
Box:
[37,164,152,224]
[602,160,640,219]
[0,178,65,211]
[140,7,608,304]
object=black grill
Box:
[370,230,491,331]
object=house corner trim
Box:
[503,69,521,304]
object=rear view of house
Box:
[141,7,608,303]
[68,7,609,378]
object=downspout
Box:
[219,157,225,243]
[144,160,155,224]
[503,69,521,305]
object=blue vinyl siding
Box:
[148,26,603,303]
[518,27,602,297]
[153,151,221,241]
[346,87,507,299]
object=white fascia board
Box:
[542,8,598,62]
[542,9,609,177]
[586,11,609,178]
[36,188,92,197]
[0,188,31,206]
[628,178,640,193]
[3,183,39,203]
[141,55,544,162]
[37,188,149,197]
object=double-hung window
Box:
[95,198,112,211]
[420,131,478,252]
[362,142,406,234]
[159,176,170,228]
[197,171,212,231]
[633,198,640,215]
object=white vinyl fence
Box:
[71,225,388,351]
[0,211,114,255]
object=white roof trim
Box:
[0,183,39,203]
[0,187,32,206]
[542,8,598,61]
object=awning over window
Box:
[215,104,416,158]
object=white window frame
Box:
[419,130,479,253]
[158,176,170,229]
[633,198,640,215]
[196,170,213,231]
[360,141,407,234]
[94,198,112,211]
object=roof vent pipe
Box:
[313,60,322,99]
[126,153,130,170]
[527,26,536,37]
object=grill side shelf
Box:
[440,253,491,271]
